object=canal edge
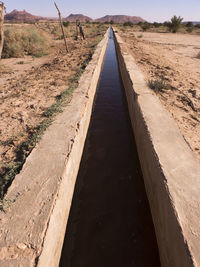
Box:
[0,28,110,267]
[113,27,200,267]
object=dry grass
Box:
[2,22,108,59]
[0,23,108,200]
[117,22,200,35]
[3,26,50,58]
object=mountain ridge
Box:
[5,10,145,23]
[65,13,93,22]
[95,15,145,23]
[5,9,44,22]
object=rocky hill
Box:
[5,10,145,24]
[96,15,145,23]
[5,9,44,22]
[65,14,92,22]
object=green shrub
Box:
[148,79,169,93]
[186,27,193,33]
[17,61,24,64]
[141,22,151,32]
[185,22,193,28]
[2,26,49,58]
[123,21,134,27]
[153,22,162,28]
[163,21,171,28]
[62,21,70,27]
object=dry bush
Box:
[2,26,50,58]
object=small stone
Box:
[17,243,27,250]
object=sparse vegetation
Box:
[2,26,49,58]
[148,79,169,93]
[186,27,193,33]
[0,198,14,212]
[123,21,134,27]
[141,22,151,32]
[185,22,194,33]
[197,51,200,59]
[118,18,200,35]
[17,60,24,64]
[0,23,107,200]
[0,54,93,199]
[153,22,162,28]
[62,21,70,27]
[185,22,193,28]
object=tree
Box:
[168,15,183,33]
[0,1,5,59]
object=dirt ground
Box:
[118,29,200,161]
[0,23,107,195]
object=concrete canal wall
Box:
[0,29,109,267]
[114,28,200,267]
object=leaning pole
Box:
[0,2,5,59]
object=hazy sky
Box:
[3,0,200,22]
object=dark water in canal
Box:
[59,29,161,267]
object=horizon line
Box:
[5,8,200,23]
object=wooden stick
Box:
[75,20,79,40]
[0,1,5,59]
[54,2,68,53]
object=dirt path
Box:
[118,29,200,161]
[0,24,107,197]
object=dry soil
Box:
[118,29,200,161]
[0,23,107,192]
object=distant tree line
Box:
[47,17,200,35]
[121,15,200,33]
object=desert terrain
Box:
[0,22,107,198]
[117,28,200,161]
[1,19,200,198]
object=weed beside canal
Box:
[148,79,170,93]
[0,53,94,202]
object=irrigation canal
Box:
[59,29,161,267]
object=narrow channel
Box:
[59,29,161,267]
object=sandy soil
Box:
[0,24,107,185]
[118,30,200,161]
